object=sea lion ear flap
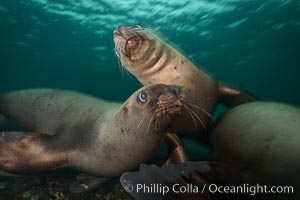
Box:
[122,102,130,112]
[122,105,129,112]
[120,161,232,200]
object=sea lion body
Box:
[114,25,255,137]
[211,102,300,185]
[0,85,184,176]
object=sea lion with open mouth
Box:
[0,84,186,191]
[114,24,256,137]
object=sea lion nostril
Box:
[134,24,143,29]
[114,27,122,36]
[169,85,180,97]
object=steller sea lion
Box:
[211,102,300,187]
[0,84,185,178]
[113,24,256,138]
[120,102,300,199]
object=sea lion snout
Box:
[114,25,146,61]
[169,85,181,97]
[113,27,122,37]
[114,25,143,35]
[135,84,185,132]
[163,85,186,103]
[114,25,141,39]
[157,85,185,115]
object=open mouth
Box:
[114,25,145,42]
[124,35,143,56]
[114,27,143,57]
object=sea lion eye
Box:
[138,92,148,103]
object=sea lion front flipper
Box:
[69,173,110,193]
[218,83,257,107]
[0,132,24,176]
[120,161,231,200]
[164,133,188,165]
[0,131,68,174]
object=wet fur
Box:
[114,25,256,137]
[0,86,184,177]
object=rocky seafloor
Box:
[0,170,133,200]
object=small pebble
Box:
[96,191,102,198]
[49,191,65,200]
[31,195,39,200]
[22,191,31,199]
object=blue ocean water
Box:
[0,0,299,199]
[0,0,299,105]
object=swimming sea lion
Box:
[211,102,300,186]
[113,25,256,137]
[0,84,185,177]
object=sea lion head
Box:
[121,84,185,134]
[113,24,163,74]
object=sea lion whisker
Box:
[149,103,177,132]
[119,54,129,70]
[141,28,162,37]
[114,42,123,66]
[158,103,181,112]
[148,104,160,114]
[189,107,207,131]
[136,114,147,130]
[154,115,159,131]
[128,29,140,36]
[129,27,162,38]
[114,43,122,57]
[120,60,130,76]
[146,111,157,134]
[115,51,125,75]
[115,40,125,56]
[114,49,120,58]
[117,58,127,76]
[186,102,213,119]
[116,52,130,76]
[129,27,145,33]
[184,96,197,100]
[184,105,198,128]
[157,118,161,132]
